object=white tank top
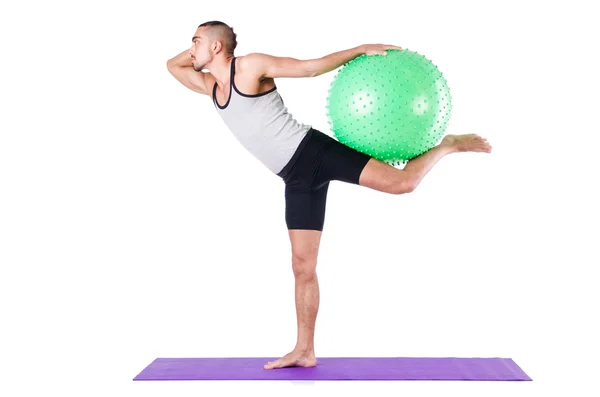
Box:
[212,57,312,174]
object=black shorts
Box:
[277,128,372,231]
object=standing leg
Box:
[359,133,492,194]
[265,177,329,369]
[264,229,321,369]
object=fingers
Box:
[381,45,403,54]
[365,44,403,56]
[382,46,402,55]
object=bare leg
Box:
[359,133,492,194]
[263,134,490,369]
[264,229,321,369]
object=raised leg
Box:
[264,229,321,369]
[359,133,492,194]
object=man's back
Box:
[207,56,312,175]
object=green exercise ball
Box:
[326,49,452,165]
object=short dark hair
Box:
[198,21,237,55]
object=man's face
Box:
[189,28,213,71]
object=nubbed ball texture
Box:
[326,49,452,166]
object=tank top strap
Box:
[213,57,237,109]
[231,56,236,80]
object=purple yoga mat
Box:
[133,357,531,381]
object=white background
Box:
[1,0,598,396]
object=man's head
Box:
[190,21,237,71]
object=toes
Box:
[264,359,283,369]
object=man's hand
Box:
[166,49,211,96]
[361,44,403,56]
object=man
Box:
[167,20,492,370]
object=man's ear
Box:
[212,41,222,53]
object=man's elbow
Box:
[305,60,320,77]
[166,60,180,76]
[308,65,322,77]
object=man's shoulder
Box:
[237,53,272,76]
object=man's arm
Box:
[242,45,365,79]
[166,49,212,95]
[243,43,402,79]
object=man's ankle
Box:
[295,343,314,354]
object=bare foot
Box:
[264,349,317,369]
[441,134,492,153]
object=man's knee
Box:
[292,255,317,279]
[389,175,417,195]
